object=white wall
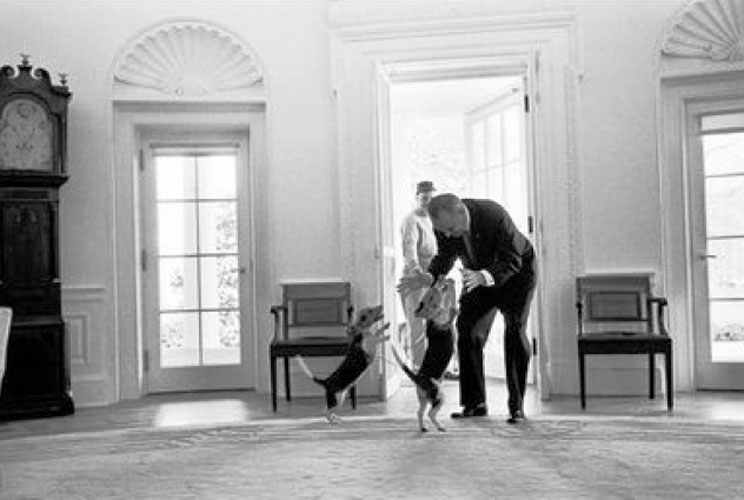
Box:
[0,0,694,405]
[0,0,340,405]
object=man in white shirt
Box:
[399,181,438,369]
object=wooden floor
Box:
[2,379,744,439]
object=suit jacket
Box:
[428,198,534,290]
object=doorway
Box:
[689,107,744,390]
[139,133,255,393]
[388,73,537,383]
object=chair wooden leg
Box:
[350,386,357,409]
[666,348,674,411]
[579,351,586,409]
[649,351,656,400]
[270,353,277,412]
[283,357,291,402]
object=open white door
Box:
[376,65,402,399]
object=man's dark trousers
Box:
[456,254,536,414]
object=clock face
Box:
[0,98,54,171]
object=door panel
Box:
[464,85,535,382]
[142,140,253,393]
[691,112,744,389]
[377,67,401,399]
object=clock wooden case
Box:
[0,56,74,419]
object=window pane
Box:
[200,256,239,309]
[160,312,200,367]
[703,133,744,176]
[486,167,503,202]
[198,155,236,199]
[470,122,485,172]
[156,156,196,200]
[159,257,198,310]
[710,301,744,362]
[199,201,237,253]
[472,171,488,199]
[705,176,744,237]
[158,202,197,255]
[202,311,240,365]
[486,115,502,166]
[503,106,522,161]
[707,238,744,299]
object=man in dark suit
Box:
[398,193,536,423]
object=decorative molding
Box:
[661,0,744,62]
[65,312,91,365]
[61,284,110,404]
[62,284,106,302]
[332,12,580,397]
[113,20,263,98]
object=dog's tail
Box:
[294,355,326,386]
[391,346,421,386]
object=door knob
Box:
[698,253,718,260]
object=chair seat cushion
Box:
[272,336,350,346]
[578,333,671,355]
[270,336,352,357]
[580,332,669,341]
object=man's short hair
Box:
[427,193,462,219]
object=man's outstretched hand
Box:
[397,269,433,297]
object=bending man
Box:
[398,193,536,423]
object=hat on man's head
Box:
[416,181,436,194]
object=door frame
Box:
[113,103,268,400]
[659,72,744,391]
[333,12,583,398]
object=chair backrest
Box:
[280,281,352,339]
[0,307,12,393]
[576,274,653,336]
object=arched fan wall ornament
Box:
[113,21,264,98]
[661,0,744,62]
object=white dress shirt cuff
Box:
[480,270,495,287]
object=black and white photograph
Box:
[1,0,743,498]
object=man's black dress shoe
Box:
[451,404,488,419]
[506,410,526,424]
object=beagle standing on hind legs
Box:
[393,276,456,432]
[295,305,390,424]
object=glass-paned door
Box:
[692,111,744,389]
[142,142,253,393]
[464,86,534,381]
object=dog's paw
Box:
[326,413,342,425]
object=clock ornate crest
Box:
[0,55,74,419]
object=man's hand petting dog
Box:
[397,269,434,298]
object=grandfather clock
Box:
[0,55,74,419]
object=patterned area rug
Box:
[1,415,743,499]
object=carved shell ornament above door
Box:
[662,0,744,62]
[113,22,263,97]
